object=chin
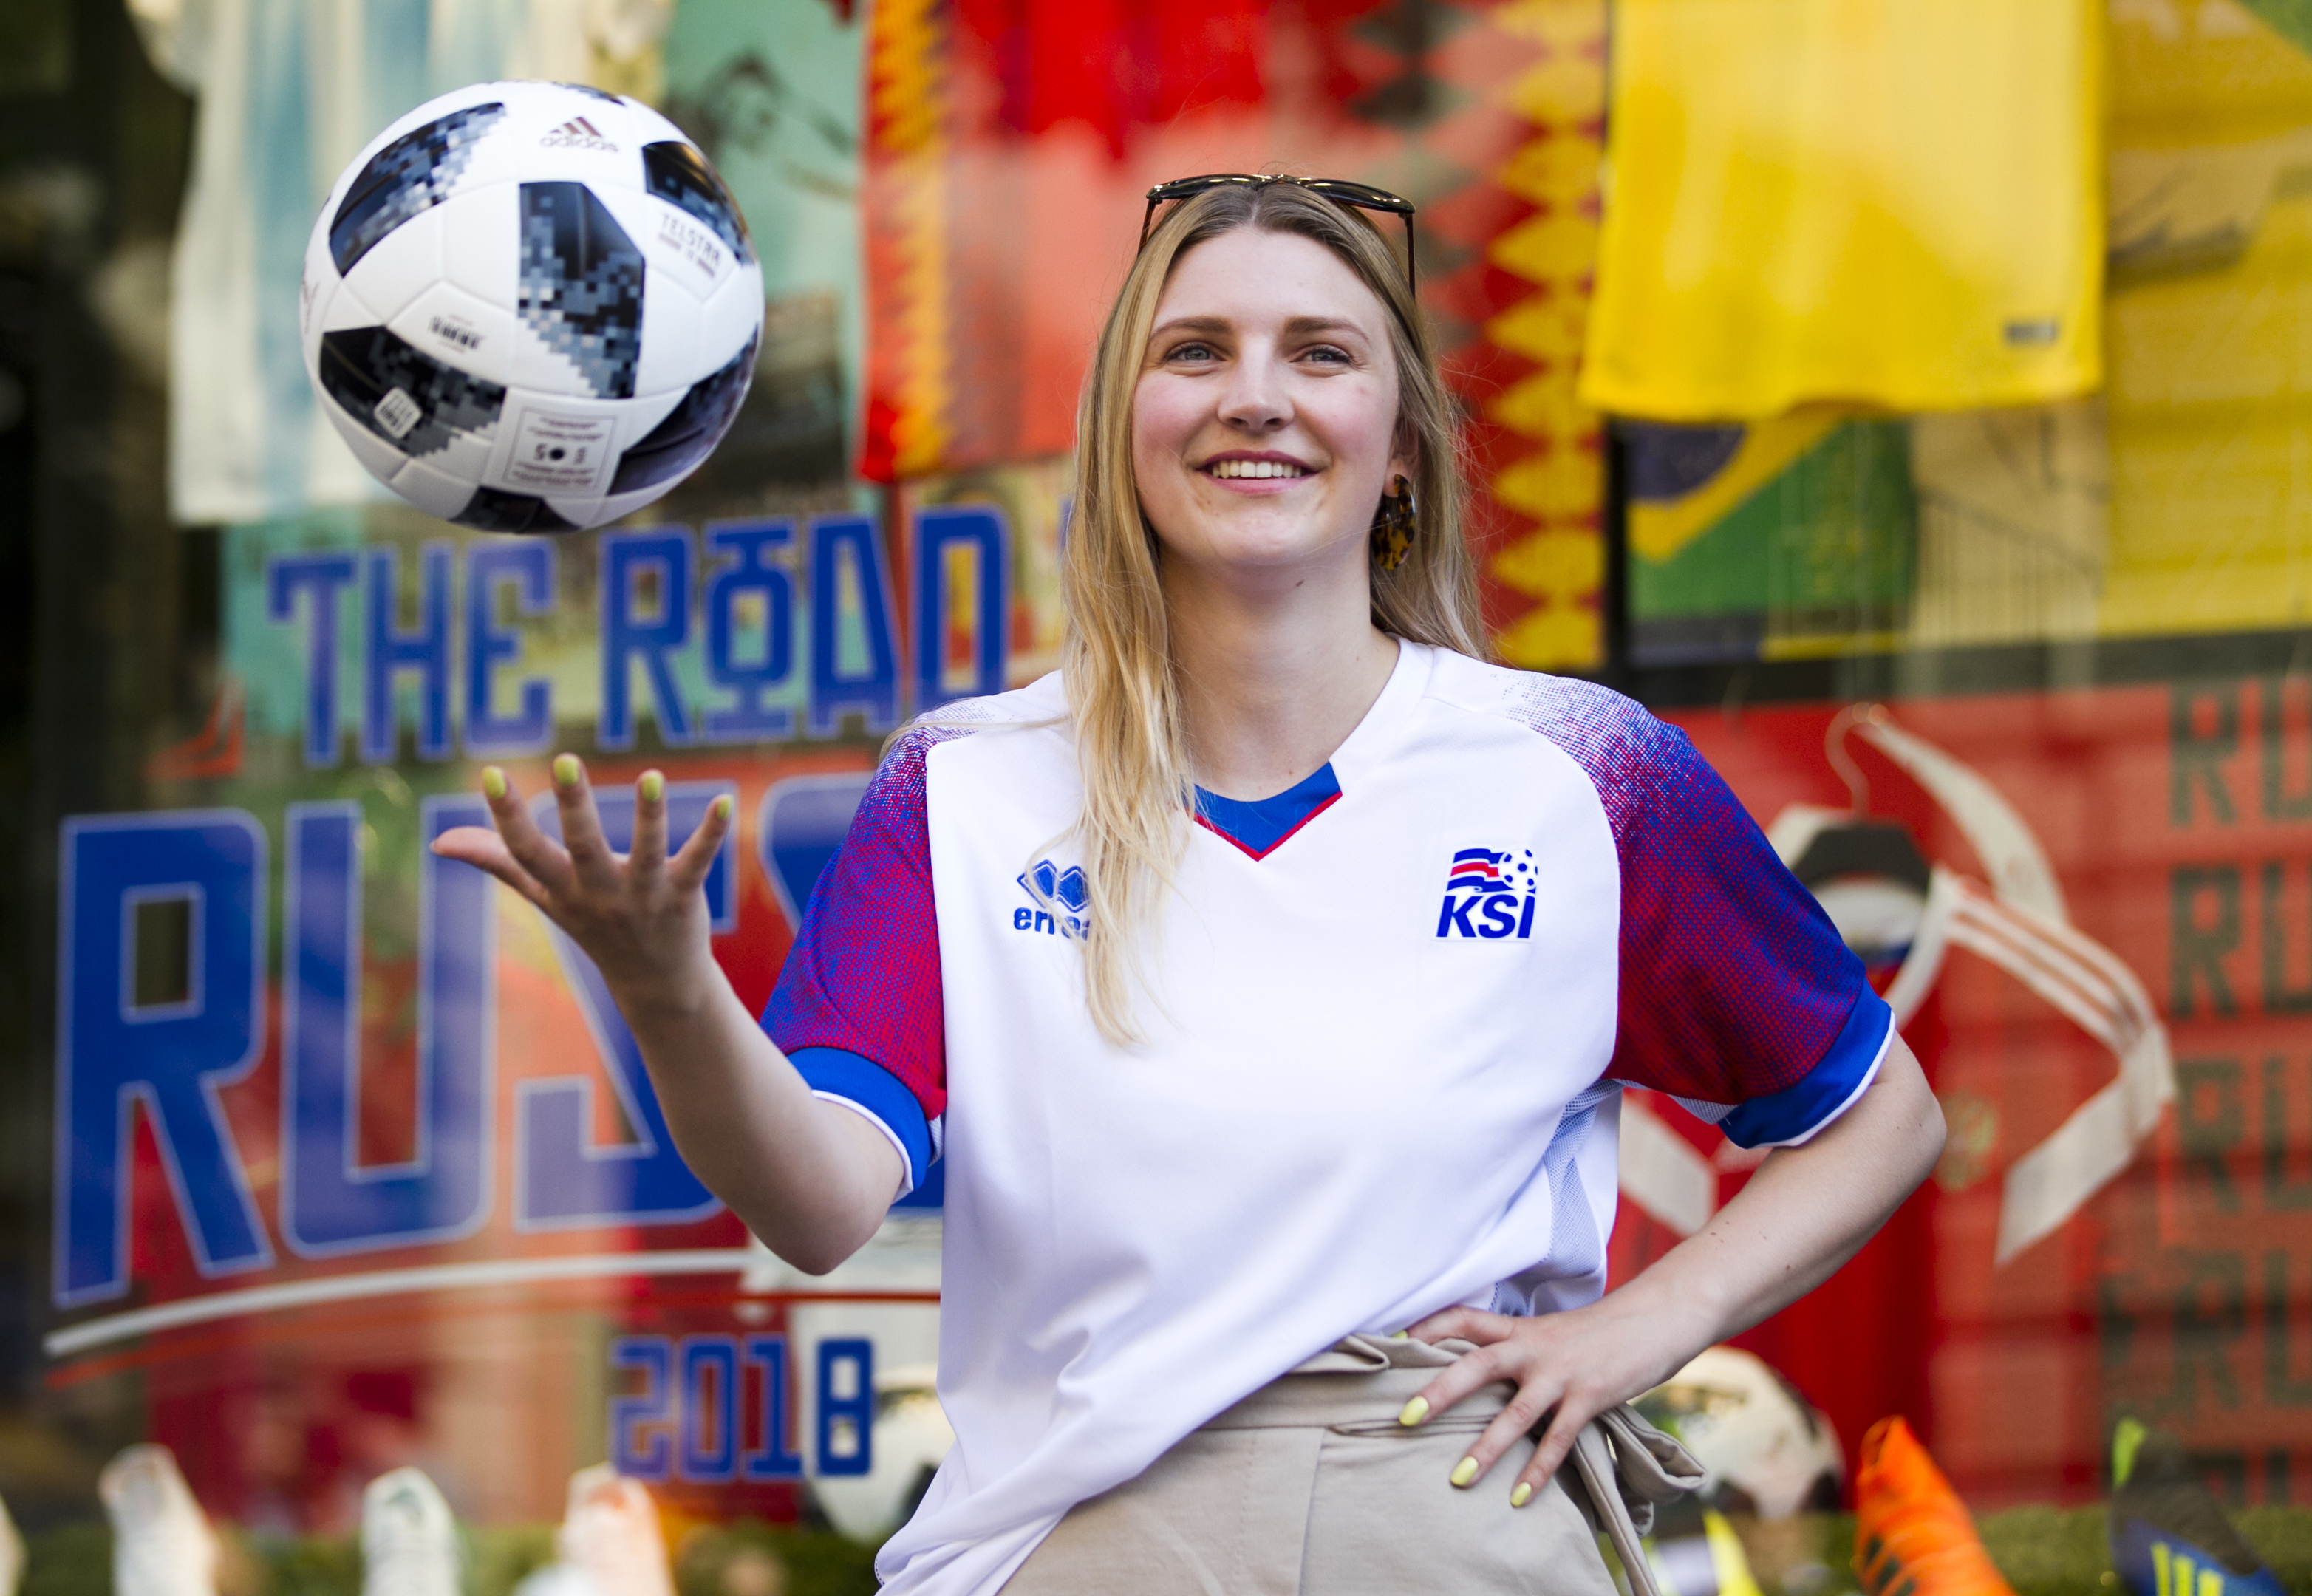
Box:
[1186,536,1351,576]
[1173,504,1348,567]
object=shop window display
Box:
[0,0,2308,1592]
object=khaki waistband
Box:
[1198,1334,1514,1433]
[1193,1329,1708,1596]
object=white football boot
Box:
[508,1569,592,1596]
[98,1445,218,1596]
[0,1487,24,1596]
[556,1465,675,1596]
[361,1467,460,1596]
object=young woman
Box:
[437,177,1946,1595]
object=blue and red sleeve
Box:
[761,730,949,1193]
[1519,680,1893,1147]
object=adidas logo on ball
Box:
[540,115,618,152]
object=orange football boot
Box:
[1852,1417,2017,1596]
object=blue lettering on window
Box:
[599,528,695,751]
[914,504,1009,710]
[808,515,898,737]
[517,784,732,1229]
[612,1332,887,1482]
[680,1334,741,1483]
[466,541,556,756]
[363,543,454,763]
[610,1335,674,1481]
[744,1334,805,1480]
[119,883,205,1022]
[266,553,358,768]
[816,1337,874,1477]
[54,811,272,1306]
[702,519,797,743]
[279,797,497,1256]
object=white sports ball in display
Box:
[301,81,765,533]
[1635,1346,1844,1519]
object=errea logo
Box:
[540,116,617,151]
[1014,859,1090,938]
[1437,847,1538,940]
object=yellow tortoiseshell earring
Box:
[1371,474,1416,571]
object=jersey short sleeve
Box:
[762,730,949,1193]
[1513,678,1893,1148]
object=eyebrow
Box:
[1148,315,1374,340]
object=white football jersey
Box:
[767,642,1889,1596]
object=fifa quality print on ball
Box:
[300,81,765,534]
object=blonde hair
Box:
[1063,182,1484,1044]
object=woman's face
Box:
[1131,226,1411,582]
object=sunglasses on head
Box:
[1139,174,1419,294]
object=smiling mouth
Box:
[1204,460,1311,480]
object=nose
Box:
[1215,340,1291,432]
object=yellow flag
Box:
[1581,0,2103,420]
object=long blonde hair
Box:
[1063,181,1484,1044]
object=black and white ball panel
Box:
[316,325,506,462]
[641,140,756,267]
[330,101,508,275]
[449,485,577,535]
[517,181,645,399]
[301,80,767,533]
[611,331,758,495]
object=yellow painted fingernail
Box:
[553,754,580,788]
[712,794,734,822]
[482,767,507,801]
[1510,1482,1533,1508]
[1450,1457,1479,1489]
[1390,1330,1408,1340]
[638,771,664,802]
[1397,1396,1428,1428]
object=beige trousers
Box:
[1003,1335,1701,1595]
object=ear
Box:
[1388,417,1419,488]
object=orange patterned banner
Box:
[859,0,1607,669]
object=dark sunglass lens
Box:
[1135,175,1417,290]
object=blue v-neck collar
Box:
[1194,763,1343,861]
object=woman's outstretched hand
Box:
[431,754,732,1016]
[431,753,905,1272]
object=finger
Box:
[430,827,554,911]
[1396,1339,1513,1429]
[630,771,669,877]
[1514,1402,1594,1504]
[668,791,735,896]
[550,753,620,885]
[1453,1373,1565,1493]
[1405,1306,1513,1346]
[478,766,577,898]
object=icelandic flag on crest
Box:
[1446,848,1515,894]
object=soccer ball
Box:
[1635,1346,1844,1518]
[300,81,764,533]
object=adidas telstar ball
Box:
[300,81,765,534]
